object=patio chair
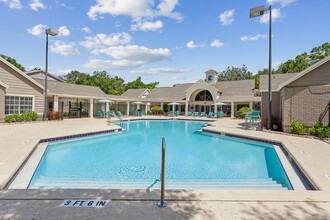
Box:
[245,110,260,129]
[194,112,199,117]
[131,110,137,116]
[175,110,181,116]
[200,112,206,117]
[168,111,174,116]
[107,110,116,117]
[141,110,145,116]
[117,111,123,118]
[187,111,192,116]
[216,111,225,118]
[207,112,214,117]
[97,110,104,118]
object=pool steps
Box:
[31,177,288,190]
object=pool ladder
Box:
[157,137,167,207]
[117,115,124,127]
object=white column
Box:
[160,102,164,110]
[172,104,175,112]
[89,98,94,118]
[214,101,217,115]
[146,102,150,113]
[249,101,253,110]
[185,101,188,116]
[54,95,59,112]
[126,101,130,116]
[106,102,110,114]
[231,101,235,119]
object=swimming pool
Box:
[29,120,292,190]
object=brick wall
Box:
[282,85,330,132]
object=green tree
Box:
[125,77,159,90]
[309,42,330,64]
[277,52,309,73]
[59,70,83,83]
[217,65,253,81]
[0,54,26,71]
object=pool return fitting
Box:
[157,137,167,207]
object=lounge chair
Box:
[175,110,181,116]
[141,110,145,116]
[97,110,104,118]
[207,112,214,117]
[107,110,116,117]
[245,110,260,129]
[194,112,199,117]
[216,111,225,118]
[187,111,192,116]
[200,112,206,117]
[131,110,137,116]
[117,111,123,118]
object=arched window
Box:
[194,90,213,101]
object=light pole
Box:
[250,5,272,130]
[43,28,58,121]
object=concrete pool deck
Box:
[1,116,330,219]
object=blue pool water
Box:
[29,120,292,190]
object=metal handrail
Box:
[318,101,330,126]
[157,137,167,207]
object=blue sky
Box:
[0,0,329,86]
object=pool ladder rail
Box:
[157,137,167,207]
[117,115,124,127]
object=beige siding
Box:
[261,92,280,129]
[290,61,330,87]
[0,63,44,117]
[282,85,330,132]
[0,86,5,121]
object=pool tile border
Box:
[38,128,122,143]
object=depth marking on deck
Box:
[300,150,311,158]
[60,200,109,207]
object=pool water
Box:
[29,120,292,190]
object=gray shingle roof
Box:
[214,79,259,102]
[260,73,299,91]
[122,89,148,97]
[34,78,108,98]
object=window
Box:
[195,90,213,101]
[5,96,33,115]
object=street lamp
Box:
[250,5,272,130]
[43,28,58,121]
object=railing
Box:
[157,137,167,207]
[318,101,330,126]
[117,115,124,127]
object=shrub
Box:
[309,121,330,138]
[4,111,39,123]
[4,114,16,123]
[290,120,306,135]
[47,111,63,120]
[151,106,165,115]
[236,107,252,119]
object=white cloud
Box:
[210,40,225,48]
[131,20,163,32]
[240,34,267,41]
[272,61,282,68]
[50,40,80,56]
[27,24,47,36]
[219,9,235,26]
[0,0,22,9]
[260,8,283,24]
[30,0,46,11]
[58,26,70,36]
[186,41,198,49]
[82,27,91,33]
[80,33,132,50]
[173,75,188,80]
[84,45,171,69]
[133,67,192,75]
[267,0,296,7]
[54,69,72,76]
[87,0,183,26]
